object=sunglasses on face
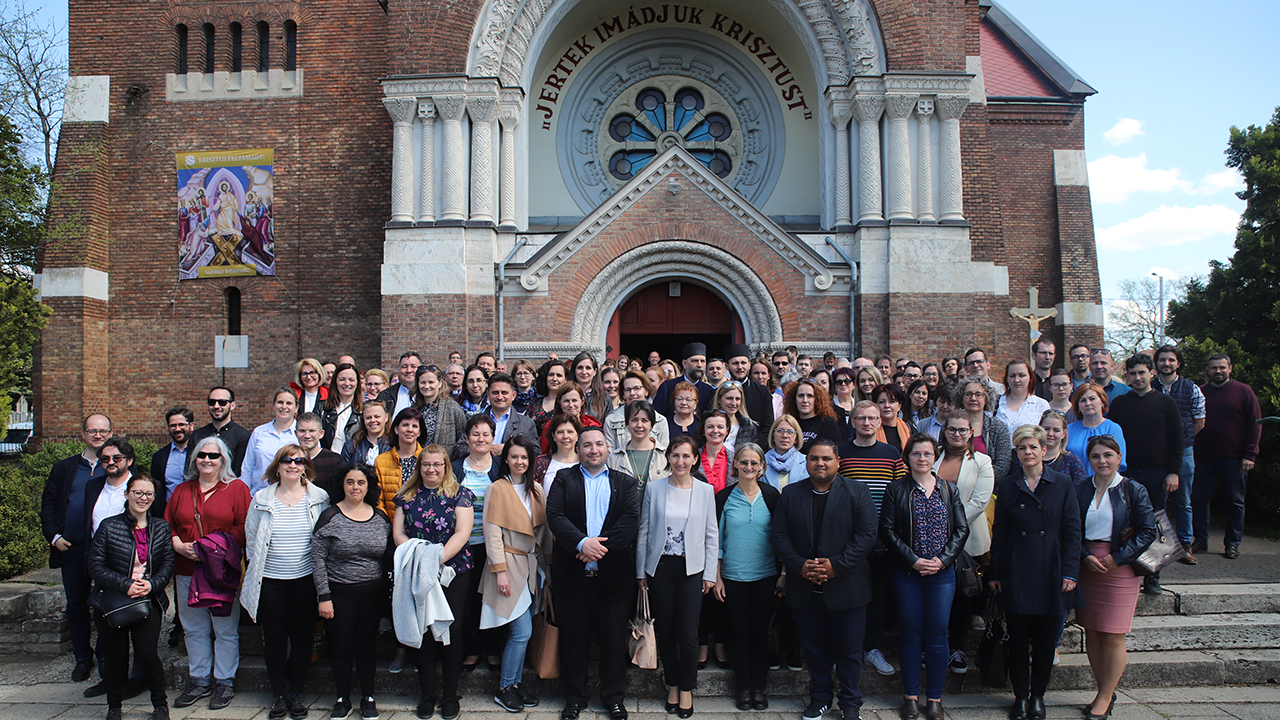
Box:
[279,457,307,466]
[196,452,222,460]
[208,398,231,406]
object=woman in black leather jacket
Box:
[879,433,970,720]
[88,473,176,720]
[1074,435,1156,720]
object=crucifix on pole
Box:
[1010,287,1058,357]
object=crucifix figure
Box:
[1010,287,1058,356]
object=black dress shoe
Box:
[560,703,582,720]
[751,692,768,710]
[607,702,628,720]
[898,697,919,719]
[923,700,943,720]
[83,681,107,698]
[1028,695,1046,720]
[1007,697,1028,720]
[72,659,94,682]
[676,701,693,719]
[736,691,752,711]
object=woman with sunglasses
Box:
[243,445,332,720]
[89,473,175,720]
[166,437,252,712]
[831,367,857,440]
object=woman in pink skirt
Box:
[1073,436,1156,720]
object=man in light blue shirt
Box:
[151,407,194,499]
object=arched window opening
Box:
[230,23,242,72]
[202,23,215,73]
[225,287,242,335]
[256,21,270,72]
[284,20,297,72]
[175,24,189,74]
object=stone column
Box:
[435,94,468,223]
[915,98,936,223]
[853,94,885,223]
[937,94,970,223]
[467,96,497,225]
[884,93,918,221]
[383,97,417,223]
[827,89,854,228]
[417,100,437,223]
[497,102,521,229]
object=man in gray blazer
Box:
[450,373,537,460]
[772,439,879,720]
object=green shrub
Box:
[0,462,46,579]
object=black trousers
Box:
[1005,613,1059,699]
[95,598,167,709]
[556,575,630,706]
[463,543,507,660]
[328,580,384,700]
[416,570,470,702]
[649,556,703,691]
[259,576,319,696]
[724,576,777,693]
[863,552,891,651]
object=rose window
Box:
[599,76,743,185]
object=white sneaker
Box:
[864,649,894,676]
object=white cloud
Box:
[1198,169,1242,195]
[1097,204,1239,252]
[1104,118,1145,146]
[1089,153,1192,203]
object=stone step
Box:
[1126,613,1280,652]
[1164,583,1280,615]
[166,646,1272,697]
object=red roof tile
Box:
[980,21,1061,98]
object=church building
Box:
[36,0,1102,436]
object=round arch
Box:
[570,239,784,350]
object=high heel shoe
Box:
[1084,692,1116,720]
[677,691,694,719]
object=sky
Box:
[27,0,1279,302]
[996,0,1280,301]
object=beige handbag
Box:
[628,587,658,669]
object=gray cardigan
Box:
[635,477,719,583]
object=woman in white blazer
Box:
[931,411,995,675]
[637,435,719,718]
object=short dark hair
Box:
[1155,344,1183,369]
[100,437,135,463]
[1124,354,1154,372]
[1208,352,1232,365]
[465,412,497,436]
[1032,339,1055,354]
[165,406,194,424]
[963,347,986,361]
[1069,343,1090,357]
[208,386,235,402]
[475,351,496,364]
[498,435,540,479]
[487,373,515,391]
[873,383,909,407]
[399,351,423,363]
[296,411,323,427]
[772,350,789,360]
[808,438,839,454]
[333,462,381,509]
[624,400,656,425]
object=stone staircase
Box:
[167,583,1280,697]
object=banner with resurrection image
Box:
[176,149,276,280]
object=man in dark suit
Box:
[772,439,879,720]
[40,413,112,684]
[151,406,194,502]
[652,342,716,416]
[188,387,251,476]
[545,426,640,720]
[724,343,775,438]
[449,373,537,460]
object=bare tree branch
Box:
[1105,276,1187,358]
[0,1,65,174]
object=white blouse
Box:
[1084,474,1126,541]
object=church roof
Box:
[980,1,1097,100]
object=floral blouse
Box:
[397,485,476,574]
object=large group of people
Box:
[38,339,1262,720]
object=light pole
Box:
[1151,271,1165,346]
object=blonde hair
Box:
[294,358,328,387]
[397,444,458,501]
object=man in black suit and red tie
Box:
[545,426,640,720]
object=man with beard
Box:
[376,351,422,418]
[1192,353,1262,560]
[188,387,252,476]
[150,406,193,647]
[724,343,775,436]
[652,342,715,415]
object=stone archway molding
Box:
[570,240,785,349]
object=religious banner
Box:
[176,149,276,280]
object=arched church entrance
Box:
[608,280,745,361]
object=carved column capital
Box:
[467,96,497,124]
[884,93,919,120]
[418,100,436,119]
[383,96,418,124]
[936,94,970,121]
[826,86,854,127]
[852,94,884,124]
[498,101,522,130]
[434,94,467,121]
[916,98,935,118]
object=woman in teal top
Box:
[451,414,502,671]
[713,442,783,711]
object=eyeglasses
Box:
[944,427,971,435]
[737,459,762,467]
[85,429,111,436]
[834,378,853,385]
[130,491,155,500]
[196,451,222,460]
[853,416,879,423]
[420,462,447,470]
[278,457,307,466]
[774,428,797,436]
[100,455,126,464]
[207,398,231,406]
[301,370,320,378]
[963,391,985,399]
[1049,382,1072,390]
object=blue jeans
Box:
[1193,456,1248,547]
[891,567,955,700]
[499,604,534,689]
[1166,447,1195,545]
